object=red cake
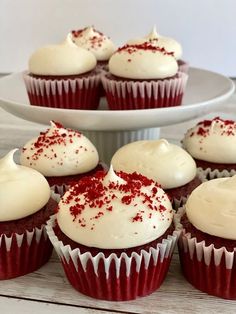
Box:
[102,43,188,110]
[175,176,236,299]
[46,167,179,300]
[0,149,57,280]
[23,34,101,110]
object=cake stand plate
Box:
[0,68,234,163]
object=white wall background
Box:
[1,0,236,76]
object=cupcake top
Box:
[109,42,178,79]
[127,26,183,60]
[111,139,196,189]
[57,166,173,249]
[20,121,99,177]
[182,117,236,164]
[29,33,96,76]
[0,149,50,222]
[72,26,116,61]
[186,176,236,240]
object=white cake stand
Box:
[0,68,234,163]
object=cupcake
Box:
[182,117,236,180]
[175,176,236,299]
[20,121,105,195]
[127,26,189,73]
[71,26,116,70]
[0,149,57,279]
[46,166,179,300]
[23,34,101,110]
[101,42,188,110]
[111,139,202,209]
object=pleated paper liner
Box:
[0,225,52,280]
[175,207,236,300]
[101,71,188,110]
[23,71,101,110]
[46,215,179,301]
[197,167,236,181]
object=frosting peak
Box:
[127,26,182,60]
[0,150,50,222]
[103,165,126,186]
[0,149,18,171]
[72,26,116,61]
[57,171,173,249]
[111,140,197,189]
[20,121,99,177]
[29,34,96,75]
[186,176,236,240]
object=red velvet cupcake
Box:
[0,149,57,280]
[46,166,179,301]
[111,139,202,209]
[23,34,101,110]
[175,176,236,299]
[183,117,236,180]
[20,121,106,195]
[102,42,188,110]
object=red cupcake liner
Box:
[101,72,188,110]
[23,71,101,110]
[175,207,236,299]
[46,215,179,301]
[0,225,52,280]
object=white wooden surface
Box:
[1,87,236,313]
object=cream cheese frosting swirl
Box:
[182,117,236,164]
[111,139,196,189]
[20,121,99,177]
[72,26,116,61]
[29,33,96,75]
[127,26,183,60]
[0,149,50,222]
[57,166,173,249]
[186,176,236,240]
[109,42,178,79]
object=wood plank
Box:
[0,295,119,314]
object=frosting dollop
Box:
[20,121,99,177]
[57,166,173,249]
[127,26,182,60]
[186,176,236,240]
[29,33,96,75]
[109,42,178,79]
[111,139,196,189]
[183,117,236,164]
[72,26,116,61]
[0,149,51,222]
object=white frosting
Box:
[57,166,173,249]
[186,176,236,240]
[183,117,236,164]
[109,43,178,79]
[20,121,99,177]
[127,26,183,60]
[111,139,196,189]
[72,26,116,61]
[0,149,51,222]
[29,33,97,75]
